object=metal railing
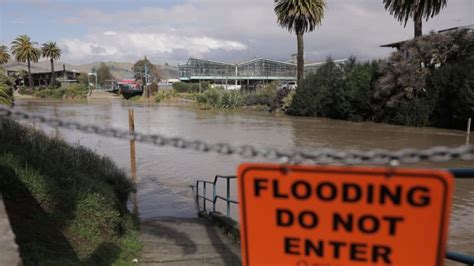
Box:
[190,175,238,217]
[446,168,474,265]
[191,169,474,265]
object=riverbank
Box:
[0,117,141,265]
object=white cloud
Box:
[103,31,117,36]
[60,32,246,63]
[54,0,473,64]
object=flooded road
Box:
[14,99,473,256]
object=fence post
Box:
[203,183,207,212]
[468,118,471,136]
[467,118,472,145]
[212,183,216,213]
[195,183,199,200]
[226,178,230,217]
[128,109,138,214]
[128,109,137,180]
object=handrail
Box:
[190,169,474,264]
[190,175,238,217]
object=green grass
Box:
[0,118,142,265]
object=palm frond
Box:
[383,0,447,26]
[11,35,40,63]
[0,45,10,64]
[274,0,326,33]
[41,41,62,60]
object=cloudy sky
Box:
[0,0,472,65]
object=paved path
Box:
[87,90,121,99]
[140,218,241,265]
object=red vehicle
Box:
[117,79,143,99]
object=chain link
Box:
[1,105,473,165]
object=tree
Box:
[132,57,160,98]
[11,35,41,88]
[287,58,344,117]
[0,45,10,65]
[96,63,114,87]
[274,0,326,88]
[0,71,15,106]
[383,0,447,38]
[77,72,89,85]
[41,41,62,87]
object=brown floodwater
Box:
[13,99,473,259]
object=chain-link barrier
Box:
[1,105,473,165]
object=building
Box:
[178,57,347,89]
[3,61,80,88]
[381,24,474,50]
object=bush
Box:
[196,83,281,110]
[32,83,88,99]
[65,83,88,97]
[244,82,277,106]
[0,118,140,264]
[429,61,474,128]
[287,59,345,117]
[0,72,15,106]
[154,90,176,103]
[173,81,210,93]
[374,30,474,126]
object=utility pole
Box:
[247,40,250,90]
[144,60,149,98]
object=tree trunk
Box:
[296,31,305,88]
[27,59,33,88]
[50,58,55,87]
[414,13,422,38]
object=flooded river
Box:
[14,99,473,256]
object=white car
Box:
[279,81,297,90]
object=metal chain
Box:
[1,105,473,165]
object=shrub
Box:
[154,90,176,103]
[244,82,277,106]
[287,59,345,117]
[196,87,245,109]
[375,30,474,126]
[173,81,210,93]
[65,83,88,97]
[342,59,380,121]
[428,61,474,128]
[0,72,15,106]
[18,86,33,95]
[0,118,139,264]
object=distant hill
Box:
[73,61,178,80]
[3,60,179,80]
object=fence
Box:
[190,175,238,217]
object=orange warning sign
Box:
[238,164,454,266]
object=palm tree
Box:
[383,0,447,38]
[11,35,41,88]
[274,0,326,88]
[41,41,62,87]
[0,45,10,65]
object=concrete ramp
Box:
[140,218,241,265]
[87,90,120,99]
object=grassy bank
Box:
[0,118,141,265]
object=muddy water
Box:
[14,99,473,256]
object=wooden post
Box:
[467,118,472,145]
[128,109,137,181]
[128,108,139,215]
[467,118,472,136]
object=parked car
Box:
[278,81,297,90]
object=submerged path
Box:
[140,218,241,265]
